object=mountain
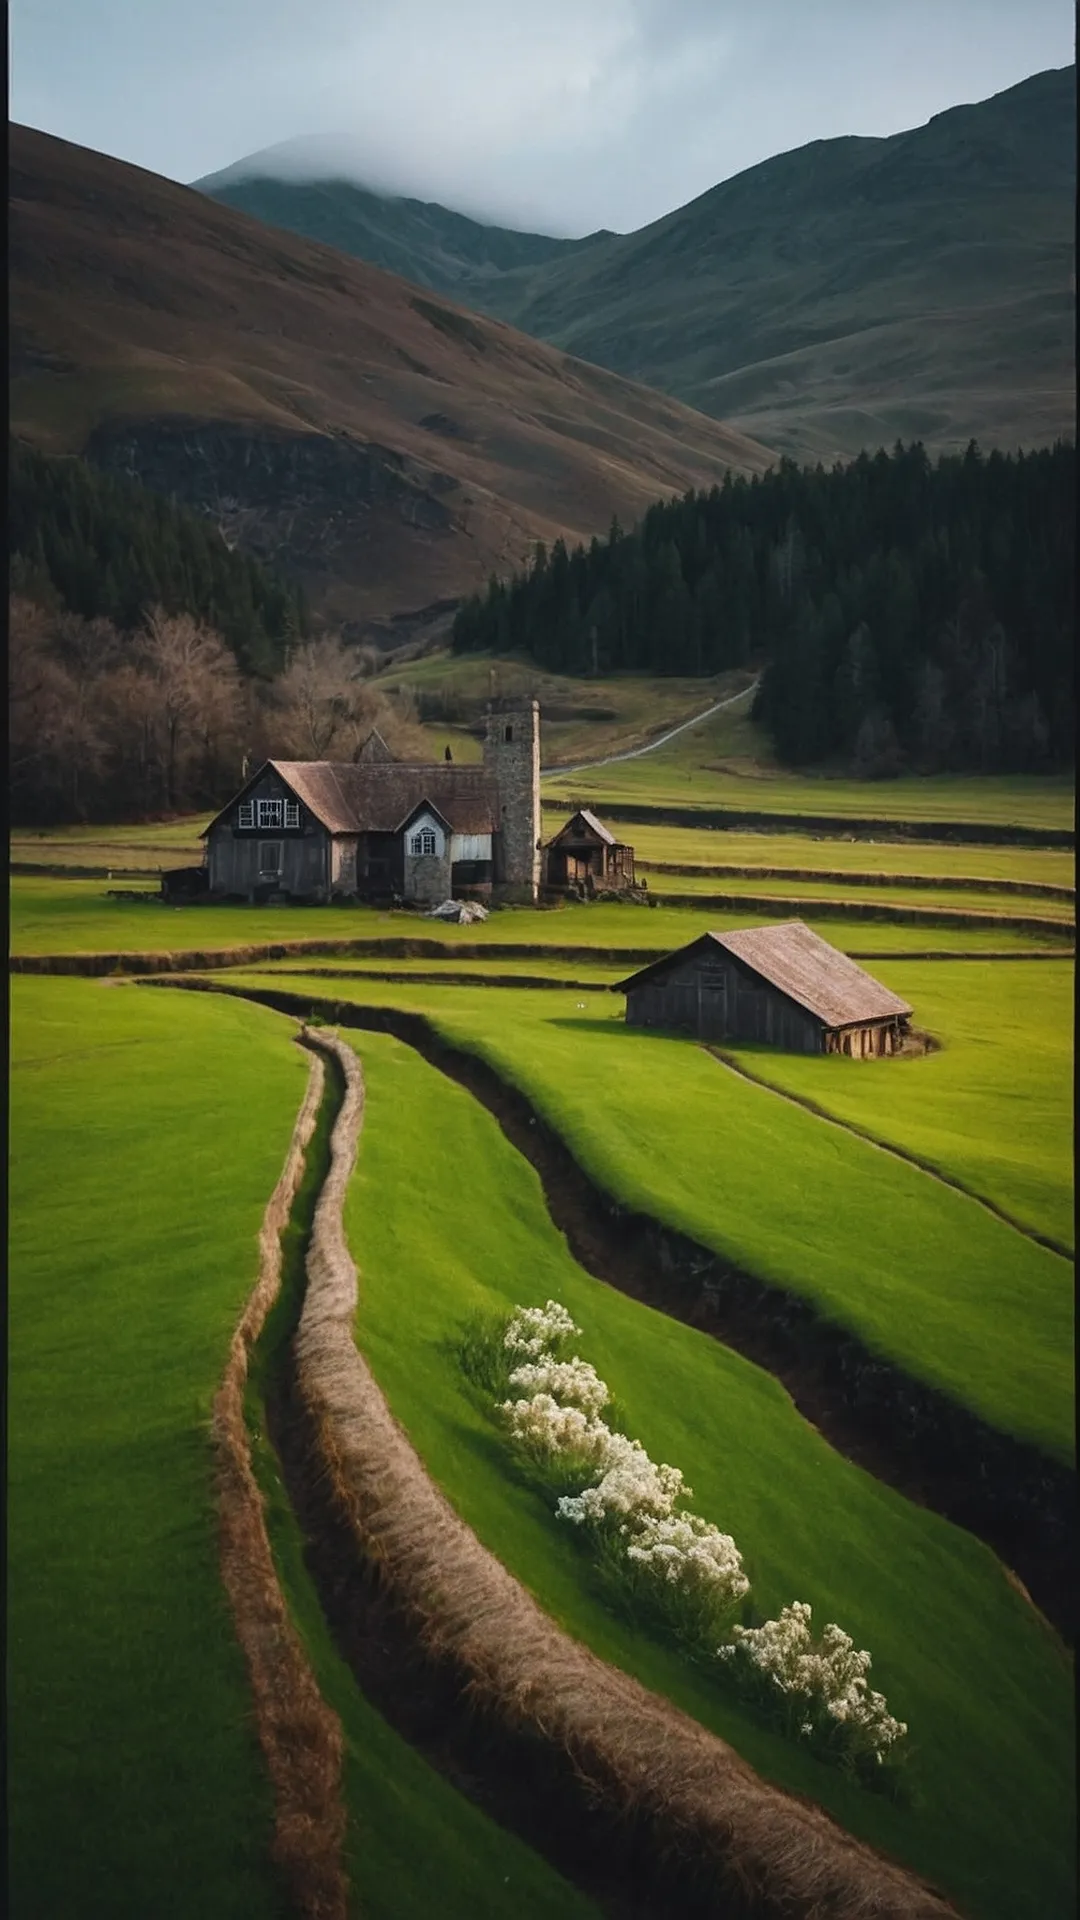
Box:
[9,126,771,639]
[201,67,1075,462]
[196,141,613,297]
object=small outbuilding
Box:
[617,921,912,1056]
[543,809,635,893]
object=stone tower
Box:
[484,697,541,901]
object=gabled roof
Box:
[397,796,453,833]
[357,728,395,764]
[617,922,912,1029]
[203,760,496,838]
[545,807,619,848]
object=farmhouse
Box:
[617,921,913,1055]
[542,808,636,893]
[201,698,541,905]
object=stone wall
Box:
[403,847,452,905]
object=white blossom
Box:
[717,1603,906,1761]
[557,1430,689,1526]
[499,1393,611,1464]
[507,1355,610,1418]
[624,1512,749,1603]
[503,1300,580,1359]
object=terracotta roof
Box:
[272,760,497,835]
[618,922,912,1029]
[267,761,358,832]
[203,758,498,837]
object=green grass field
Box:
[727,960,1074,1253]
[541,815,1077,887]
[8,978,309,1918]
[635,868,1075,924]
[9,977,597,1918]
[372,650,753,765]
[342,1028,1075,1920]
[542,688,1075,831]
[10,874,1068,959]
[228,973,1073,1463]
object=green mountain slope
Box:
[202,68,1075,461]
[478,65,1077,459]
[195,144,613,296]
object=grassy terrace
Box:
[224,973,1073,1465]
[9,977,596,1918]
[729,960,1074,1254]
[542,815,1078,886]
[8,979,309,1917]
[541,688,1075,832]
[635,868,1075,923]
[10,876,1068,959]
[342,1028,1074,1920]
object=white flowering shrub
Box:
[717,1602,907,1776]
[507,1356,609,1418]
[467,1304,908,1790]
[499,1393,612,1466]
[503,1300,580,1360]
[557,1431,689,1527]
[625,1512,749,1604]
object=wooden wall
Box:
[625,950,822,1052]
[625,949,902,1055]
[207,769,329,898]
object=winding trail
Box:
[290,1023,959,1920]
[213,1046,348,1920]
[540,680,759,779]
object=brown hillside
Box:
[9,125,774,632]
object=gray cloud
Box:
[11,0,1075,235]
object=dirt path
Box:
[288,1024,959,1920]
[541,679,758,779]
[213,1047,348,1920]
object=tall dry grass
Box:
[212,1045,349,1920]
[296,1027,959,1920]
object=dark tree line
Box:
[452,440,1074,773]
[9,438,308,676]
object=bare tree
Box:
[272,636,384,759]
[137,608,241,810]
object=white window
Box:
[411,828,437,857]
[259,842,283,876]
[283,800,300,829]
[257,798,283,828]
[237,801,255,829]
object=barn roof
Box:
[617,922,912,1029]
[545,808,620,848]
[203,760,496,838]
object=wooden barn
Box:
[617,921,913,1056]
[543,809,635,893]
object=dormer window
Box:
[257,798,283,829]
[411,828,437,856]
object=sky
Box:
[10,0,1075,235]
